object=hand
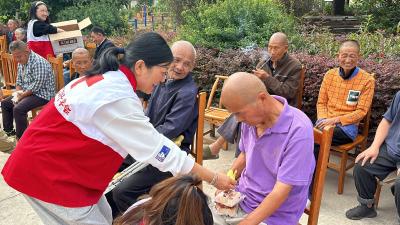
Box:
[57,28,65,32]
[213,172,236,190]
[355,146,379,166]
[315,117,339,129]
[252,69,270,80]
[17,92,24,102]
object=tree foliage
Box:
[179,0,296,49]
[351,0,400,33]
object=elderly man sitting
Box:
[109,40,199,216]
[212,72,314,225]
[204,32,302,159]
[1,41,55,140]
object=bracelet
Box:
[209,172,218,186]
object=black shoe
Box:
[5,130,16,137]
[346,204,377,220]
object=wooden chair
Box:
[69,62,76,79]
[296,66,306,109]
[1,52,17,97]
[0,35,7,53]
[31,55,64,119]
[303,126,334,225]
[189,92,207,165]
[85,42,97,58]
[327,110,372,194]
[374,170,398,208]
[204,75,231,149]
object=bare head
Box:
[268,32,288,62]
[338,40,360,73]
[168,40,196,80]
[221,72,273,126]
[14,28,26,41]
[72,48,92,75]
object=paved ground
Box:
[0,136,398,225]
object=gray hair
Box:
[9,40,28,52]
[15,28,26,36]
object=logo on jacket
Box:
[156,145,170,162]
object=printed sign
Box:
[346,90,361,106]
[155,145,170,162]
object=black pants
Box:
[309,126,353,196]
[1,95,48,139]
[109,164,172,217]
[353,144,400,215]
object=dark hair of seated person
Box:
[113,174,213,225]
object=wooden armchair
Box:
[303,126,334,225]
[296,66,306,110]
[189,92,207,165]
[1,52,17,97]
[204,75,231,149]
[328,110,372,194]
[0,35,7,53]
[31,55,64,119]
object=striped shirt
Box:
[317,67,375,127]
[16,51,56,100]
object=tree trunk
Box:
[333,0,345,15]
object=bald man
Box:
[211,72,314,225]
[204,32,302,159]
[70,48,93,80]
[110,40,199,216]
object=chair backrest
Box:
[0,35,7,53]
[1,52,17,89]
[85,42,97,58]
[190,92,207,165]
[306,126,334,225]
[206,75,229,110]
[360,109,371,137]
[47,55,64,92]
[296,65,306,109]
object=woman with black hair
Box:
[2,32,235,225]
[27,1,64,58]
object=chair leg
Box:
[210,124,216,138]
[223,141,228,150]
[338,151,348,194]
[374,182,382,209]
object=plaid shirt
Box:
[317,67,375,126]
[16,51,55,100]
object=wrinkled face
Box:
[90,32,104,45]
[36,5,49,22]
[137,63,170,94]
[7,21,18,32]
[72,53,92,75]
[267,39,288,62]
[12,49,30,65]
[168,47,195,80]
[15,31,25,41]
[338,46,359,71]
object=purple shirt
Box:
[237,96,315,225]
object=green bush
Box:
[289,27,400,59]
[56,0,129,36]
[179,0,296,49]
[351,0,400,33]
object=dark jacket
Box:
[258,53,302,107]
[146,74,198,152]
[94,39,115,60]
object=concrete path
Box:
[0,137,398,225]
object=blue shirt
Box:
[383,91,400,157]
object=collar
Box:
[267,95,293,134]
[119,65,137,91]
[275,52,289,67]
[98,38,106,47]
[339,66,359,80]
